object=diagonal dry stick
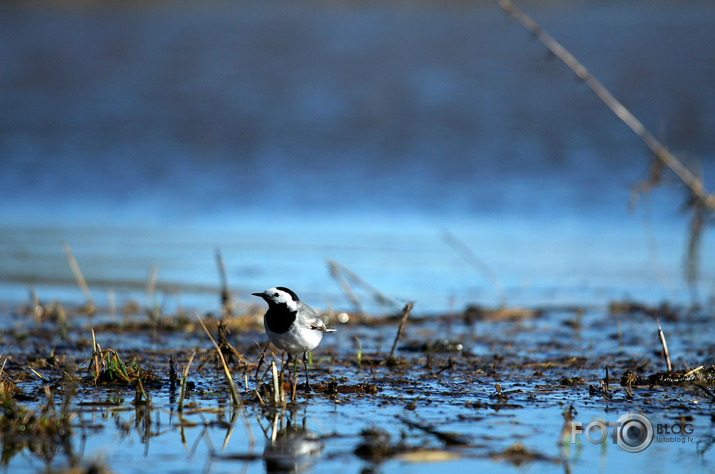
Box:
[388,302,414,362]
[442,231,506,306]
[328,259,400,313]
[195,313,242,407]
[494,0,715,211]
[327,260,364,314]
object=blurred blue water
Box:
[1,1,714,312]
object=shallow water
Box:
[1,0,715,314]
[1,304,714,473]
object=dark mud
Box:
[0,296,713,473]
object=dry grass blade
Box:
[656,318,673,372]
[195,313,242,407]
[90,329,101,381]
[218,320,249,367]
[684,365,704,378]
[29,368,50,383]
[271,361,281,405]
[146,264,158,313]
[63,242,95,313]
[178,353,196,413]
[328,260,364,314]
[135,376,150,404]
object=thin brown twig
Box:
[195,313,242,407]
[494,0,715,212]
[694,383,715,402]
[388,302,414,362]
[327,260,364,314]
[135,377,150,404]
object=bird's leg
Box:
[280,352,292,386]
[291,356,298,393]
[302,351,311,392]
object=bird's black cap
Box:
[251,287,300,302]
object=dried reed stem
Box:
[327,260,364,314]
[135,377,150,404]
[271,361,281,405]
[216,248,232,317]
[196,313,242,407]
[63,243,94,312]
[656,318,672,372]
[328,259,400,313]
[494,0,715,211]
[388,302,414,362]
[91,329,100,381]
[178,352,196,412]
[442,231,506,306]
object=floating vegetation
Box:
[622,367,715,388]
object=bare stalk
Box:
[656,318,672,372]
[388,302,414,362]
[195,313,242,407]
[63,243,95,312]
[216,248,233,317]
[442,231,506,306]
[327,260,364,314]
[178,352,196,412]
[494,0,715,211]
[328,259,400,313]
[271,361,281,405]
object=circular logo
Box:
[615,413,654,453]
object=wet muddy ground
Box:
[1,295,713,473]
[2,1,715,471]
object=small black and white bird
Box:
[252,287,335,391]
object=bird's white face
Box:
[258,287,299,312]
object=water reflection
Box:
[262,408,325,473]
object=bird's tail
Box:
[311,320,337,333]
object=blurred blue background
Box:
[1,1,714,313]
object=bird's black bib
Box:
[265,304,297,334]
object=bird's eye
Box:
[273,293,279,298]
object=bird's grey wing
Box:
[302,303,337,333]
[310,320,336,333]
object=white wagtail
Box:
[252,287,335,391]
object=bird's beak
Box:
[251,292,265,298]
